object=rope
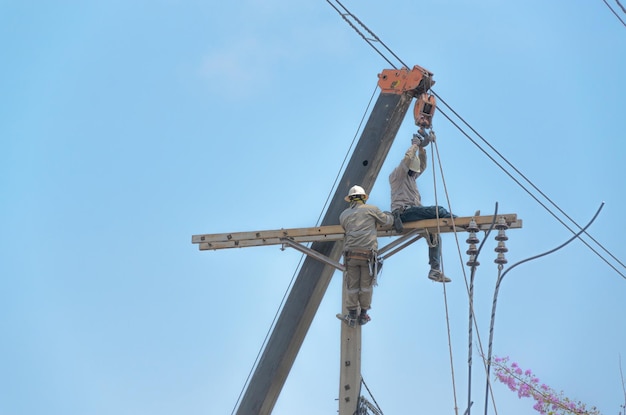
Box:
[431,138,492,415]
[428,139,460,415]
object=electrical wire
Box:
[482,202,605,415]
[325,3,624,415]
[434,95,626,279]
[361,377,385,415]
[601,0,626,27]
[464,203,499,415]
[327,0,625,281]
[230,82,380,415]
[235,2,623,412]
[325,0,406,70]
[315,83,379,227]
[229,250,308,415]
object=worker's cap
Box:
[409,156,421,173]
[345,185,369,202]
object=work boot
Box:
[428,269,451,283]
[336,312,357,327]
[393,210,404,233]
[358,312,371,326]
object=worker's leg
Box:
[357,260,373,325]
[344,259,361,311]
[358,260,373,311]
[401,205,456,221]
[427,233,441,270]
[426,233,451,283]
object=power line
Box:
[327,0,626,280]
[482,202,604,415]
[601,0,626,27]
[325,0,406,70]
[434,96,626,279]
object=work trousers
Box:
[398,205,454,222]
[344,257,373,311]
[398,205,454,270]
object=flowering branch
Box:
[492,356,601,415]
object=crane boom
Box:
[234,66,435,415]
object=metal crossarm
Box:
[192,214,521,251]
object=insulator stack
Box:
[467,254,480,267]
[466,218,480,233]
[495,216,509,230]
[494,252,508,265]
[466,232,480,244]
[466,218,481,267]
[494,218,509,264]
[495,229,508,241]
[494,241,508,253]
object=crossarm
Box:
[191,214,521,251]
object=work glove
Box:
[420,130,436,147]
[391,210,404,233]
[411,134,423,146]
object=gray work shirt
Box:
[389,144,427,212]
[339,202,393,252]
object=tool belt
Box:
[344,249,373,260]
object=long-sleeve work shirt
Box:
[339,203,393,252]
[389,144,427,212]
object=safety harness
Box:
[344,248,383,285]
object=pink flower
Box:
[492,355,601,415]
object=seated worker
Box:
[388,131,454,283]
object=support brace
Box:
[280,238,346,272]
[378,229,423,259]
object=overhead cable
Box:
[325,0,406,70]
[602,0,626,27]
[327,0,625,280]
[434,99,626,279]
[482,202,605,415]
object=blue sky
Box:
[1,1,625,414]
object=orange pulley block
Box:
[414,93,436,129]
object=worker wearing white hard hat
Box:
[343,185,368,202]
[337,185,393,327]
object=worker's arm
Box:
[413,130,435,174]
[417,145,427,172]
[400,144,419,171]
[371,206,393,227]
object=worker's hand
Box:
[411,134,422,146]
[419,130,435,147]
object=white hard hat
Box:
[344,185,369,202]
[409,156,421,173]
